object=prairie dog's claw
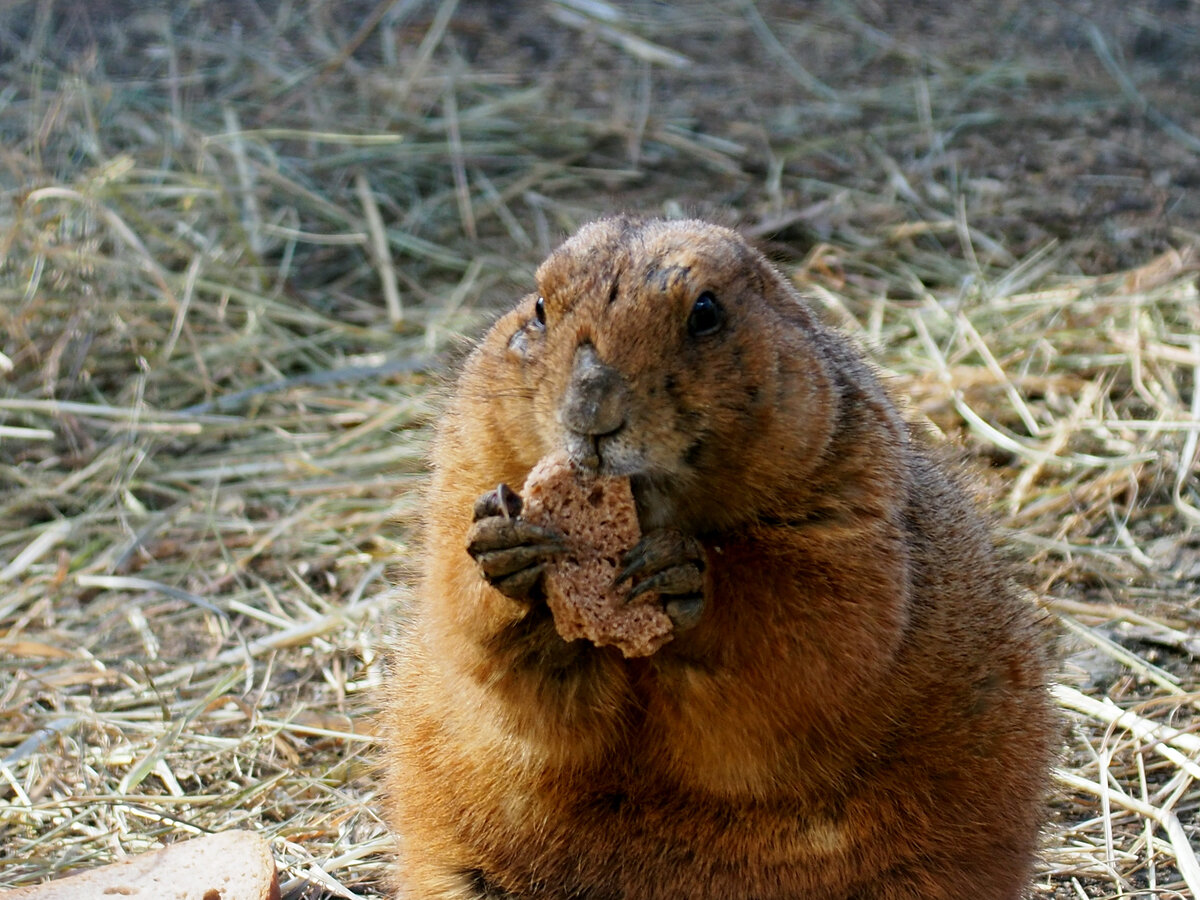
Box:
[627,567,704,601]
[473,483,523,521]
[664,596,706,631]
[467,518,561,557]
[616,530,704,584]
[467,486,563,601]
[617,530,706,630]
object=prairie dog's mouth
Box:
[559,431,675,528]
[564,430,641,477]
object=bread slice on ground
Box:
[522,452,673,658]
[0,829,280,900]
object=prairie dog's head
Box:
[479,217,841,532]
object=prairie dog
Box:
[381,217,1054,899]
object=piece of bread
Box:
[0,829,280,900]
[521,452,673,658]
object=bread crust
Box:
[521,452,673,658]
[0,830,280,900]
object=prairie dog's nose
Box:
[559,343,629,437]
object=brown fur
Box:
[381,217,1055,899]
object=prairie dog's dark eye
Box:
[687,291,724,337]
[534,296,546,328]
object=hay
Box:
[2,1,1199,897]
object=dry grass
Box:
[2,1,1200,897]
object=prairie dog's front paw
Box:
[467,484,565,601]
[616,529,706,630]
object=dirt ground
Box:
[455,0,1200,271]
[3,1,1200,897]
